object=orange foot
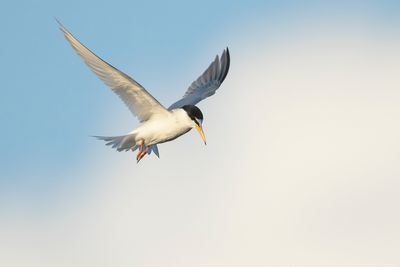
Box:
[136,140,149,163]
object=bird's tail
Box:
[93,134,137,152]
[93,134,160,158]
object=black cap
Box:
[182,105,203,122]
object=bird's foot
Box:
[136,140,148,163]
[136,150,147,163]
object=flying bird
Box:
[58,21,230,162]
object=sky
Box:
[1,0,400,266]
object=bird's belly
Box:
[134,118,191,145]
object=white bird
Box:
[58,21,230,162]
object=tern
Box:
[58,22,230,162]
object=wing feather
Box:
[168,48,230,110]
[58,20,169,122]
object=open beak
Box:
[195,124,207,145]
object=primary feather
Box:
[168,48,230,109]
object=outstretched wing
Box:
[58,20,169,122]
[168,48,230,110]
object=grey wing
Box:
[58,20,169,122]
[168,48,230,110]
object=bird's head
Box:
[182,105,206,145]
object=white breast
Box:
[130,109,194,145]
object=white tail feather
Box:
[93,134,136,152]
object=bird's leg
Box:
[137,150,147,162]
[137,146,149,163]
[136,140,145,162]
[137,151,144,162]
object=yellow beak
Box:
[195,124,207,145]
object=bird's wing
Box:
[168,48,230,110]
[58,21,169,122]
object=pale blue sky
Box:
[1,1,400,266]
[2,0,399,182]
